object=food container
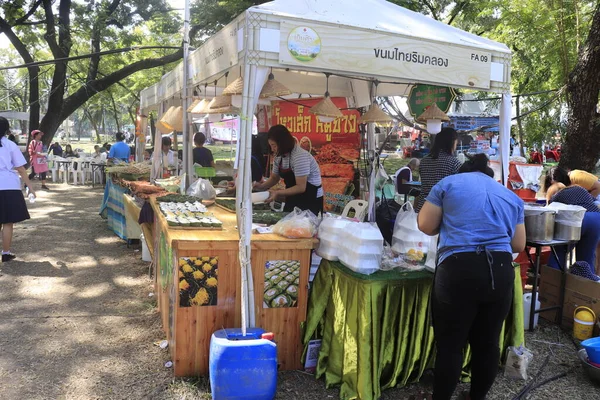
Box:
[524,205,555,242]
[546,203,586,241]
[251,191,270,204]
[578,349,600,384]
[554,224,581,241]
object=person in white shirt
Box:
[0,117,36,262]
[161,137,176,168]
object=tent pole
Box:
[181,0,192,186]
[367,82,377,222]
[499,93,512,186]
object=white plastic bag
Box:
[273,207,320,239]
[186,178,216,200]
[391,202,430,266]
[504,345,533,380]
[424,235,439,272]
[545,202,586,227]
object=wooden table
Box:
[122,194,143,246]
[150,198,317,376]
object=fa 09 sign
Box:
[471,53,489,62]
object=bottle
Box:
[28,193,36,204]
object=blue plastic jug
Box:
[209,328,277,400]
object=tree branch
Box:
[422,0,439,20]
[61,48,183,120]
[88,0,122,83]
[42,0,61,58]
[14,0,44,26]
[447,1,467,25]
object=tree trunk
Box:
[108,91,121,132]
[560,2,600,171]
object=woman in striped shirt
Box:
[414,128,462,213]
[255,125,323,216]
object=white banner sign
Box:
[279,20,492,90]
[191,24,238,83]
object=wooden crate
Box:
[151,199,316,376]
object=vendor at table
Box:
[161,136,176,168]
[544,166,600,198]
[414,127,462,213]
[418,154,525,400]
[545,182,600,273]
[254,125,323,216]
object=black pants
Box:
[28,171,47,181]
[432,251,514,400]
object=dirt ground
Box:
[1,184,599,399]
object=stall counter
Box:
[151,198,316,376]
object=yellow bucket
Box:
[573,306,596,341]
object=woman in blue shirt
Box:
[418,154,526,400]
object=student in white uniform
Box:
[0,117,36,262]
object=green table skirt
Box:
[302,260,524,400]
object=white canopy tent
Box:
[139,0,512,332]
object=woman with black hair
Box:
[0,117,36,262]
[418,154,525,400]
[544,165,600,198]
[414,128,461,212]
[254,124,323,215]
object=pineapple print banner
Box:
[264,260,300,308]
[178,256,218,307]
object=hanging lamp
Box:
[359,81,393,126]
[161,106,184,131]
[260,71,291,99]
[416,103,450,134]
[309,73,343,123]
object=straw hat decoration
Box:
[222,76,244,95]
[416,103,450,123]
[309,73,343,122]
[416,103,450,134]
[160,106,176,125]
[260,72,291,99]
[161,106,184,131]
[210,94,233,109]
[187,98,202,113]
[156,120,171,134]
[359,102,393,124]
[190,98,210,114]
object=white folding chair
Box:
[342,200,369,221]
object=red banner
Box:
[271,98,360,212]
[271,97,360,150]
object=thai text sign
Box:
[279,20,492,90]
[191,25,238,82]
[408,84,456,118]
[271,97,360,147]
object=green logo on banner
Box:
[407,84,456,118]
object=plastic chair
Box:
[70,159,87,185]
[342,200,369,221]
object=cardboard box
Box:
[538,265,600,330]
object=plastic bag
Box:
[273,207,320,239]
[186,178,216,200]
[391,202,430,266]
[504,345,533,380]
[545,202,586,227]
[424,235,438,272]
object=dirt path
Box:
[1,185,597,400]
[0,185,172,399]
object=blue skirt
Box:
[0,189,30,224]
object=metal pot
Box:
[524,211,555,242]
[554,223,582,241]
